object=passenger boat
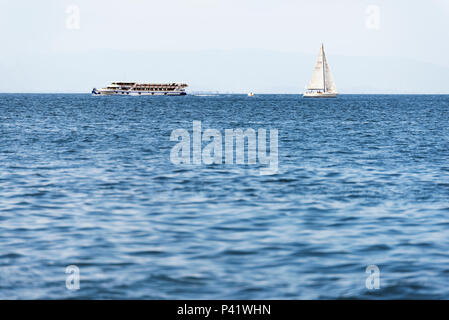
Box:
[92,82,188,96]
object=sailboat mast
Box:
[322,44,326,93]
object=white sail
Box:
[307,44,337,94]
[323,50,337,93]
[308,46,324,90]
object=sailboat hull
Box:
[303,92,337,98]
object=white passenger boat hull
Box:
[92,89,187,96]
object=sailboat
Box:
[303,44,337,98]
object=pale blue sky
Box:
[1,0,449,93]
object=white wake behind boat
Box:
[303,44,337,98]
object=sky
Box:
[1,0,449,93]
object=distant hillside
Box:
[1,49,448,94]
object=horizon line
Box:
[1,92,449,95]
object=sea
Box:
[0,94,448,299]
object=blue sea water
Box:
[0,93,448,299]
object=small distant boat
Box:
[248,92,255,97]
[303,44,337,98]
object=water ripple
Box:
[0,94,448,299]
